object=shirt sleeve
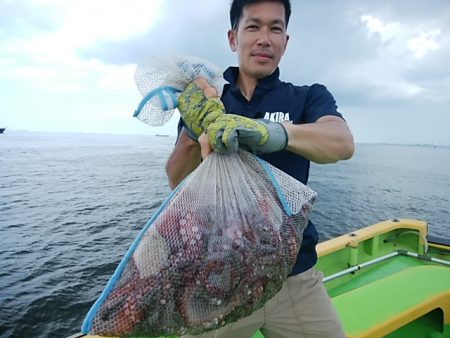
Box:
[175,118,185,144]
[176,118,184,136]
[304,84,343,123]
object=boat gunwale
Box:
[317,219,428,257]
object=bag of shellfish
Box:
[81,55,316,337]
[81,150,316,337]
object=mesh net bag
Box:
[82,151,316,337]
[133,55,226,126]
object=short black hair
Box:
[230,0,291,30]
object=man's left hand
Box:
[207,114,288,154]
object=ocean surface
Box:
[1,131,449,338]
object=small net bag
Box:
[133,55,226,127]
[82,151,316,337]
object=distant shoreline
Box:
[2,130,448,148]
[3,129,177,138]
[358,142,449,149]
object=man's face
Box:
[228,1,289,80]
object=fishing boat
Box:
[0,128,5,134]
[72,219,450,338]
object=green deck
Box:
[333,266,450,337]
[315,220,450,338]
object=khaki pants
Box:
[181,268,345,338]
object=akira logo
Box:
[263,112,291,123]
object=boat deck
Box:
[317,219,450,338]
[333,265,450,337]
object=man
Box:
[166,0,354,337]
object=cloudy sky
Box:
[1,0,449,145]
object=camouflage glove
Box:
[177,82,225,139]
[207,114,288,154]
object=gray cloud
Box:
[77,1,233,67]
[0,1,61,39]
[2,1,449,144]
[76,0,450,135]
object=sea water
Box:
[0,131,449,338]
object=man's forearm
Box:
[283,116,355,164]
[165,130,202,189]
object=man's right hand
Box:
[178,78,225,139]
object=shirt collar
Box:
[223,66,282,98]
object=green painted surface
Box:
[327,255,427,297]
[332,266,450,337]
[384,309,447,337]
[314,226,450,337]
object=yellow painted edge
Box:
[357,291,450,338]
[429,242,450,251]
[317,219,427,257]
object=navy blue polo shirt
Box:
[221,66,343,275]
[178,66,343,275]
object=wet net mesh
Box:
[134,55,225,127]
[83,151,316,337]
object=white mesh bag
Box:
[133,55,226,126]
[81,150,316,337]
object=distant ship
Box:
[155,133,169,137]
[0,128,5,134]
